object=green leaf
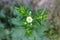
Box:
[17,7,26,16]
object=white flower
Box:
[26,16,33,23]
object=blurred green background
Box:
[0,0,60,40]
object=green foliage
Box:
[0,6,49,40]
[10,6,49,40]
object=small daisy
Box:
[26,16,33,23]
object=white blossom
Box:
[26,16,33,23]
